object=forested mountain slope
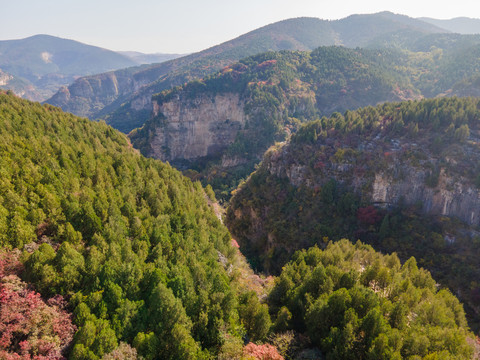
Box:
[226,96,480,331]
[0,91,244,359]
[267,240,476,360]
[0,92,477,358]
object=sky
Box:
[1,0,480,54]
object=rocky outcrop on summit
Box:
[147,93,246,162]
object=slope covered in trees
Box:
[268,240,474,359]
[0,92,248,359]
[226,96,480,331]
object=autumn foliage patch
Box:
[0,251,76,359]
[243,342,284,360]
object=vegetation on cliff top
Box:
[131,46,419,201]
[132,37,480,202]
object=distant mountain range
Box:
[420,17,480,34]
[0,35,138,100]
[2,12,479,127]
[45,11,452,133]
[0,35,184,101]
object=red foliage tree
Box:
[0,251,76,360]
[357,205,382,226]
[243,342,284,360]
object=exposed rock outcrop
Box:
[148,93,246,162]
[0,70,12,86]
[46,71,139,118]
[265,145,480,226]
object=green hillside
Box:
[0,91,242,359]
[268,240,474,359]
[226,96,480,331]
[0,92,476,358]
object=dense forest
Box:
[226,96,480,332]
[268,240,475,360]
[0,92,242,359]
[0,92,477,359]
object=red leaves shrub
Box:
[357,205,382,226]
[0,250,23,278]
[243,342,284,360]
[0,251,76,359]
[256,60,277,69]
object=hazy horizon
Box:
[2,0,480,54]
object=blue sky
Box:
[1,0,479,53]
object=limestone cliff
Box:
[264,142,480,227]
[227,128,480,275]
[226,97,480,267]
[46,70,140,118]
[147,93,246,162]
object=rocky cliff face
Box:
[46,70,139,118]
[371,168,480,225]
[0,70,12,86]
[226,97,480,272]
[148,93,246,162]
[225,98,480,329]
[265,144,480,226]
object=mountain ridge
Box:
[0,34,137,101]
[45,12,450,133]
